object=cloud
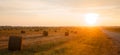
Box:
[0,0,69,15]
[0,0,119,16]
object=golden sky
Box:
[0,0,120,26]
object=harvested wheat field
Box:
[0,27,120,55]
[0,0,120,55]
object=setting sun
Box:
[84,13,99,26]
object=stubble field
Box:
[0,26,120,55]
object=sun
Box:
[84,13,99,26]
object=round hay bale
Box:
[65,32,69,36]
[54,30,57,32]
[21,30,25,34]
[8,36,22,51]
[43,31,48,36]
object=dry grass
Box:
[0,27,120,55]
[42,28,119,55]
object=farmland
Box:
[0,26,120,55]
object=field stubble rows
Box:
[0,27,120,55]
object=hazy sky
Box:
[0,0,120,26]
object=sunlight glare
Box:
[84,13,99,26]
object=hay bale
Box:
[29,29,32,31]
[74,31,77,34]
[21,30,25,34]
[8,36,22,51]
[54,30,57,32]
[65,32,69,36]
[34,29,39,32]
[43,31,48,36]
